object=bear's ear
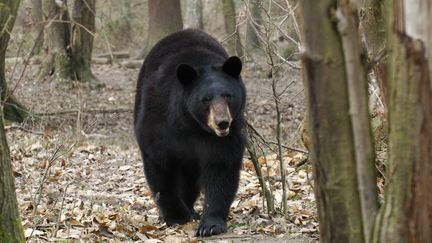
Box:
[177,64,197,85]
[222,56,242,78]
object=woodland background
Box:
[1,0,431,242]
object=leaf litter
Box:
[9,129,318,242]
[7,63,318,242]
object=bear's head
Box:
[176,56,245,137]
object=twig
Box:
[4,125,44,135]
[247,121,308,154]
[27,143,76,242]
[35,108,133,116]
[52,182,72,237]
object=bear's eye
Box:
[221,93,232,99]
[201,96,212,104]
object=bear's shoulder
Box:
[143,29,228,72]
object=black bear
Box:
[134,29,246,237]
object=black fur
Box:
[134,29,246,237]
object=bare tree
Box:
[372,0,432,242]
[70,0,96,82]
[300,0,370,241]
[39,0,97,82]
[0,0,26,241]
[184,0,203,29]
[222,0,243,57]
[301,0,432,242]
[136,0,183,59]
[31,0,44,55]
[245,0,262,51]
[0,0,28,122]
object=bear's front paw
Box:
[164,213,192,226]
[196,217,227,237]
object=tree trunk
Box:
[372,0,432,242]
[0,1,26,241]
[70,0,96,82]
[136,0,183,59]
[222,0,244,57]
[39,0,72,81]
[336,1,378,241]
[31,0,44,55]
[300,0,365,242]
[245,0,262,51]
[184,0,203,29]
[360,0,388,107]
[39,0,96,82]
[0,0,28,122]
[0,108,24,242]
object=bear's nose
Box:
[216,120,230,130]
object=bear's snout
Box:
[208,99,232,137]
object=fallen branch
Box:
[35,108,133,116]
[5,125,44,135]
[95,51,130,59]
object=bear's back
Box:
[143,29,228,73]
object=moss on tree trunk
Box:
[0,0,28,123]
[0,2,25,242]
[372,0,432,242]
[300,0,365,242]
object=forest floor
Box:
[5,59,318,242]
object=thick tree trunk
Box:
[39,0,72,81]
[136,0,183,59]
[184,0,203,29]
[31,0,44,55]
[39,0,96,82]
[372,0,432,242]
[300,0,365,242]
[245,0,262,51]
[336,1,378,241]
[0,109,24,242]
[222,0,244,57]
[0,0,28,122]
[0,1,26,241]
[360,0,388,107]
[70,0,96,82]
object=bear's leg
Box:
[143,161,192,225]
[197,164,241,237]
[179,168,201,219]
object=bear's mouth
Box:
[215,127,230,137]
[207,99,232,137]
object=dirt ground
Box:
[6,59,317,242]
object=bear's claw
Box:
[196,218,227,237]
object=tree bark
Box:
[39,0,96,82]
[70,0,96,82]
[31,0,44,55]
[360,0,388,107]
[0,1,26,241]
[336,1,378,241]
[184,0,203,29]
[300,0,365,242]
[136,0,183,59]
[39,0,72,81]
[0,0,28,122]
[372,0,432,242]
[222,0,244,57]
[245,0,262,50]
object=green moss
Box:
[0,217,25,243]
